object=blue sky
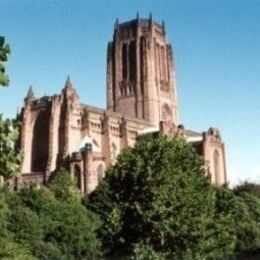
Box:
[1,0,260,185]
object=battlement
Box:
[113,16,166,42]
[116,18,163,31]
[25,94,62,109]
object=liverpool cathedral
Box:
[18,16,227,193]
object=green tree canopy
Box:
[215,184,260,256]
[87,134,235,259]
[0,36,10,87]
[49,167,81,203]
[0,169,102,259]
[234,181,260,199]
[0,115,23,181]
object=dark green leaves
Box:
[88,134,235,258]
[0,36,10,86]
[0,170,102,259]
[0,115,22,180]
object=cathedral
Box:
[18,16,227,193]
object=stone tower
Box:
[107,14,178,127]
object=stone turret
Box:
[202,127,227,185]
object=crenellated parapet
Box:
[203,127,222,144]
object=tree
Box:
[0,36,10,87]
[49,167,81,203]
[234,181,260,199]
[0,169,102,259]
[88,134,235,258]
[0,238,35,260]
[0,115,23,181]
[234,186,260,254]
[0,188,35,259]
[215,184,260,256]
[0,36,21,183]
[15,170,102,259]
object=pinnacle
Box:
[64,75,73,89]
[26,85,35,100]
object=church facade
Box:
[18,16,227,193]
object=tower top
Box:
[113,15,165,33]
[107,16,178,126]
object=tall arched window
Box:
[73,165,81,190]
[111,142,117,161]
[129,41,136,85]
[161,46,166,80]
[140,37,145,95]
[161,104,171,122]
[31,109,50,172]
[122,43,128,80]
[97,164,104,184]
[214,150,220,185]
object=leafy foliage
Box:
[49,167,80,203]
[0,169,102,259]
[88,134,235,258]
[132,243,169,260]
[0,36,10,86]
[215,184,260,255]
[0,115,23,180]
[0,237,36,260]
[234,181,260,199]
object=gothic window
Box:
[31,109,50,172]
[154,39,157,80]
[161,104,171,122]
[157,43,162,80]
[161,46,166,81]
[129,41,136,85]
[73,165,81,190]
[140,37,145,95]
[213,150,220,184]
[166,45,170,81]
[111,142,117,160]
[122,43,128,80]
[97,164,104,183]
